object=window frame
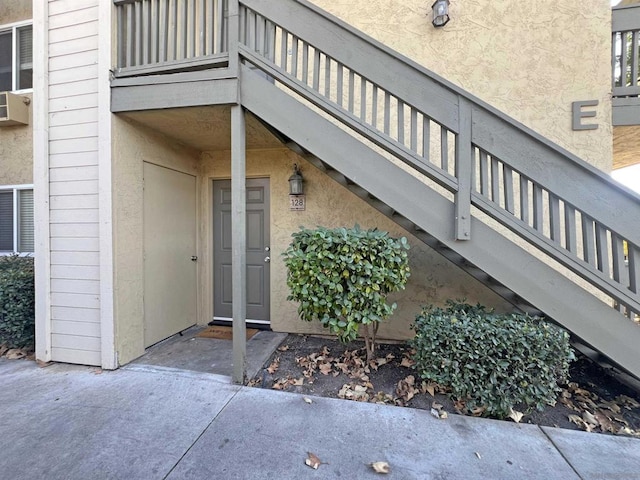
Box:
[0,19,33,94]
[0,184,34,255]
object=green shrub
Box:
[0,255,35,349]
[411,301,574,419]
[283,225,410,360]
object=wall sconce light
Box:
[288,164,304,195]
[431,0,450,28]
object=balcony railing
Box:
[114,0,229,77]
[612,4,640,99]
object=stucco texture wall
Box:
[0,0,31,25]
[201,148,511,340]
[0,0,32,187]
[310,0,613,171]
[112,115,200,365]
[0,101,32,185]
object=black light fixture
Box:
[288,164,304,195]
[431,0,450,28]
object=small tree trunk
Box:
[363,323,380,362]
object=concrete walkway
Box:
[0,359,638,480]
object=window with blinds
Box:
[0,188,34,253]
[0,191,14,251]
[0,22,32,92]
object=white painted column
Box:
[33,0,51,363]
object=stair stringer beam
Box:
[240,66,640,379]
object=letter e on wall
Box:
[572,100,599,131]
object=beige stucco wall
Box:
[112,115,200,365]
[311,0,613,172]
[0,0,30,26]
[200,147,511,340]
[0,0,32,187]
[0,95,32,185]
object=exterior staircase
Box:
[113,0,640,380]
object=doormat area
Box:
[196,326,259,340]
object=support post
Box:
[228,0,239,75]
[231,104,247,384]
[455,97,472,240]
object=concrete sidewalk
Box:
[0,359,638,480]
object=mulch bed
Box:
[249,334,640,437]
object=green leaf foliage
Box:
[411,301,575,419]
[0,255,35,349]
[283,226,410,344]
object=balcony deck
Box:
[612,4,640,127]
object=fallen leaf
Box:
[319,363,333,375]
[475,452,482,459]
[5,349,26,360]
[277,345,290,352]
[422,382,436,397]
[432,401,443,410]
[400,357,415,368]
[370,461,390,474]
[582,411,599,426]
[305,452,322,469]
[430,408,440,419]
[292,377,304,386]
[267,357,280,375]
[303,397,313,404]
[439,411,448,419]
[508,408,524,423]
[0,345,8,357]
[36,360,52,368]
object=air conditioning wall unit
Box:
[0,91,30,126]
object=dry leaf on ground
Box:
[370,461,390,474]
[305,452,322,469]
[267,357,280,375]
[303,397,313,404]
[508,408,524,423]
[5,349,26,360]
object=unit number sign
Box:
[289,195,306,211]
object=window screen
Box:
[0,31,12,91]
[17,25,32,90]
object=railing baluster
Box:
[302,43,309,85]
[348,71,354,114]
[632,31,639,87]
[490,156,500,204]
[503,165,514,214]
[255,13,265,56]
[422,116,430,163]
[410,108,417,153]
[441,127,449,173]
[198,0,206,56]
[336,63,343,107]
[125,3,134,67]
[280,30,288,72]
[549,194,560,242]
[142,0,149,65]
[479,150,489,196]
[621,32,629,88]
[371,85,378,128]
[532,184,544,232]
[181,0,188,59]
[595,224,610,276]
[519,175,529,224]
[629,244,640,294]
[360,78,367,123]
[581,214,596,267]
[397,100,404,146]
[312,48,320,91]
[117,4,125,68]
[291,35,299,78]
[136,1,142,65]
[383,92,391,135]
[564,204,577,254]
[159,0,167,62]
[324,56,332,98]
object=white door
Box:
[143,162,197,347]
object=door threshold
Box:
[208,317,271,331]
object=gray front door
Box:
[213,178,270,324]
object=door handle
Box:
[264,256,271,263]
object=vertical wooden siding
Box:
[47,0,101,366]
